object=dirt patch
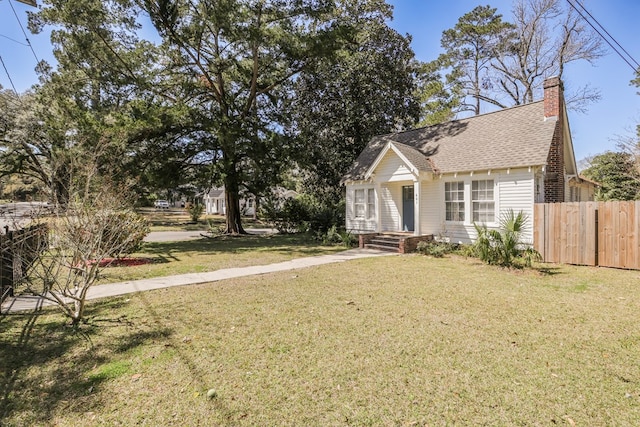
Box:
[92,258,156,267]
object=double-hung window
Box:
[445,181,465,221]
[472,179,495,222]
[354,189,365,218]
[354,188,375,219]
[367,189,375,219]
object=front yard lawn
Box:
[139,209,265,232]
[95,233,345,284]
[2,255,639,425]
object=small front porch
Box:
[359,232,433,254]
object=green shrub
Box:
[416,240,456,258]
[472,209,541,268]
[318,225,357,248]
[261,193,345,235]
[187,203,204,222]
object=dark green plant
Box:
[339,230,358,248]
[473,209,540,267]
[261,194,345,235]
[319,225,357,248]
[416,240,457,258]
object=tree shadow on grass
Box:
[0,297,172,426]
[141,233,339,259]
[532,265,563,276]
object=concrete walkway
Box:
[1,248,395,314]
[143,228,277,242]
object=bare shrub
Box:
[20,189,149,326]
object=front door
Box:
[402,185,414,232]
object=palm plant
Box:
[473,209,540,267]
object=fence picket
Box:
[535,201,640,269]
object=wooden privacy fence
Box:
[0,224,49,302]
[534,201,640,269]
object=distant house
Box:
[203,186,298,216]
[203,187,255,216]
[342,77,597,245]
[568,175,599,202]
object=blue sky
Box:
[1,0,638,164]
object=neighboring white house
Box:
[203,186,298,216]
[203,187,255,216]
[342,77,597,244]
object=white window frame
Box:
[354,189,365,218]
[366,188,375,220]
[353,188,375,220]
[445,181,465,222]
[472,179,495,223]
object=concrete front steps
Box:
[359,233,434,254]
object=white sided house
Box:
[342,77,596,252]
[204,187,256,217]
[203,186,298,217]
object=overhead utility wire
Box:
[566,0,639,73]
[7,0,41,65]
[0,33,30,46]
[0,55,20,94]
[572,0,639,69]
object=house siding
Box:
[497,169,535,244]
[376,151,415,182]
[419,179,442,236]
[380,183,401,231]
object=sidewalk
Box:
[1,248,396,314]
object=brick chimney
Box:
[543,76,562,119]
[543,76,565,202]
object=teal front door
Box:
[402,185,414,232]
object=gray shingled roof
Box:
[343,101,558,183]
[206,187,225,198]
[388,142,434,173]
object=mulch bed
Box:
[90,258,155,267]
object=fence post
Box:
[1,231,13,300]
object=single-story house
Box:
[568,175,599,202]
[342,76,597,246]
[203,186,298,216]
[204,187,255,216]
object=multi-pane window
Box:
[354,189,365,218]
[472,179,495,222]
[445,181,465,221]
[354,188,375,219]
[367,189,375,219]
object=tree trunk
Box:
[223,170,246,235]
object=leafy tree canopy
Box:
[289,11,421,204]
[581,151,640,201]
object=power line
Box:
[7,0,41,65]
[572,0,639,69]
[0,33,30,47]
[566,0,639,73]
[0,55,20,94]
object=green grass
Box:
[2,255,640,426]
[95,233,345,284]
[139,209,265,232]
